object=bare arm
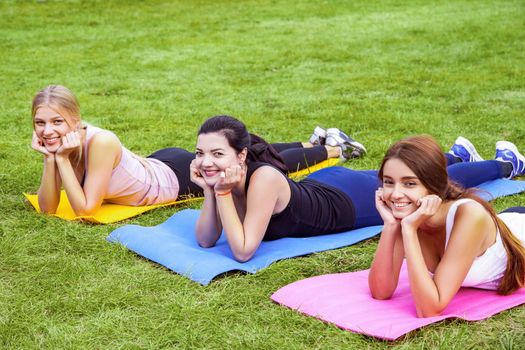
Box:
[216,166,285,262]
[369,188,405,299]
[195,189,223,247]
[369,223,405,299]
[191,159,223,247]
[402,200,487,317]
[37,155,62,213]
[32,131,61,214]
[55,131,121,216]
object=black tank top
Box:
[245,162,356,240]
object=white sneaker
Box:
[325,128,367,159]
[448,136,483,162]
[308,126,327,145]
[495,141,525,178]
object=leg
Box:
[447,160,509,188]
[500,207,525,214]
[306,167,382,228]
[272,142,345,172]
[279,145,330,173]
[148,148,204,197]
[445,152,462,166]
[271,142,304,153]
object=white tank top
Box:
[445,199,525,289]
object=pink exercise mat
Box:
[271,264,525,340]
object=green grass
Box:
[1,0,525,348]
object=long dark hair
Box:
[379,135,525,295]
[198,115,288,173]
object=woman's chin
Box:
[203,178,218,188]
[44,145,60,153]
[391,208,416,220]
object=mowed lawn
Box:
[1,0,524,348]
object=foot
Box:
[309,126,326,146]
[449,136,483,162]
[325,128,367,159]
[495,141,525,178]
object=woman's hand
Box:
[55,131,81,159]
[190,159,213,192]
[375,187,398,225]
[401,194,442,232]
[31,131,54,158]
[214,164,245,194]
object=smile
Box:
[43,137,60,145]
[392,202,411,208]
[203,170,220,177]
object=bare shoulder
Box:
[89,130,121,149]
[455,200,488,222]
[250,164,287,184]
[87,130,122,164]
[450,199,492,242]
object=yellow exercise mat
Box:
[24,191,201,224]
[24,158,340,224]
[288,158,339,179]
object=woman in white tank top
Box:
[368,135,525,318]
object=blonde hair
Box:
[32,85,83,164]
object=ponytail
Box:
[444,181,525,294]
[496,218,525,294]
[247,134,288,173]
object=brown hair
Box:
[32,85,83,164]
[379,135,525,294]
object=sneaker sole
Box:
[326,133,366,152]
[347,140,367,154]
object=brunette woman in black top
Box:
[191,115,373,262]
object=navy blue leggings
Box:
[305,160,507,229]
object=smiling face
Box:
[33,106,77,153]
[381,157,430,219]
[195,132,247,187]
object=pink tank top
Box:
[83,126,180,206]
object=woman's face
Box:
[33,106,76,153]
[195,132,246,187]
[381,158,430,219]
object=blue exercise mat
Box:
[107,178,525,285]
[476,178,525,200]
